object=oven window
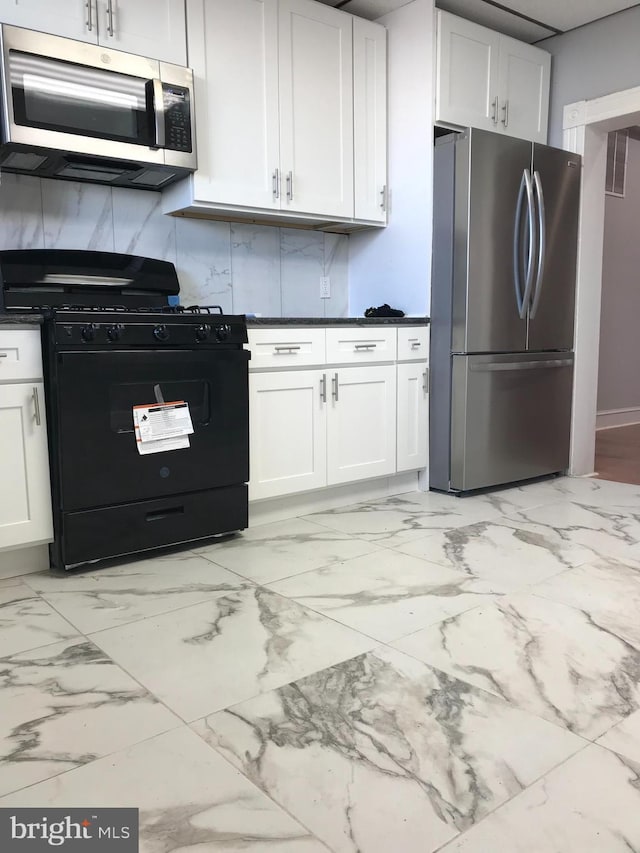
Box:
[10,51,152,146]
[109,380,211,434]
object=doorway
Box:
[562,88,640,478]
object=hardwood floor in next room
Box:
[595,423,640,485]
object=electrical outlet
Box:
[320,276,331,299]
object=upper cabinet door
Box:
[96,0,187,64]
[353,17,387,223]
[278,0,354,218]
[189,0,280,210]
[0,0,98,43]
[497,36,550,144]
[436,10,500,132]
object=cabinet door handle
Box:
[491,95,499,124]
[32,386,42,426]
[286,171,293,201]
[272,168,280,200]
[106,0,115,36]
[354,343,376,351]
[380,185,387,211]
[274,344,301,353]
[86,0,94,31]
[422,368,430,394]
[332,372,339,402]
[501,99,509,128]
[320,373,327,403]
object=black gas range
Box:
[0,249,249,571]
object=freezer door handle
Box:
[513,169,536,319]
[530,170,547,319]
[469,358,573,373]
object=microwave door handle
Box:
[151,78,165,149]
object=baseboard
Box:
[249,472,420,527]
[596,407,640,430]
[0,544,49,579]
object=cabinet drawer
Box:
[397,327,430,361]
[247,329,326,369]
[0,329,43,383]
[326,327,396,364]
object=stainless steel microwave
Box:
[0,25,196,190]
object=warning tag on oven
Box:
[133,401,194,454]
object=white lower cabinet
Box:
[327,365,396,485]
[249,370,327,500]
[0,381,53,550]
[248,325,429,502]
[397,362,429,473]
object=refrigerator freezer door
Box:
[452,129,531,354]
[527,145,581,351]
[450,351,574,491]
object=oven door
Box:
[52,347,249,512]
[0,26,165,166]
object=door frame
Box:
[563,86,640,475]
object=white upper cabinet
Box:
[436,12,500,133]
[436,10,550,143]
[0,0,186,65]
[0,0,98,43]
[188,0,280,209]
[497,34,550,144]
[278,0,353,218]
[96,0,187,65]
[353,16,387,223]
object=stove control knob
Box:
[215,324,232,342]
[81,323,97,342]
[196,323,211,341]
[106,324,124,342]
[153,324,170,342]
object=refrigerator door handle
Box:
[469,358,573,373]
[530,170,547,319]
[513,169,535,319]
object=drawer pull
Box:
[274,345,301,353]
[146,505,185,522]
[0,352,7,358]
[354,343,376,351]
[410,340,421,349]
[32,386,42,426]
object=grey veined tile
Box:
[438,745,640,853]
[0,583,79,656]
[91,587,375,720]
[193,517,382,584]
[0,727,326,852]
[24,552,249,633]
[268,549,513,642]
[393,592,640,740]
[597,708,640,765]
[195,646,583,853]
[0,638,180,797]
[42,179,114,251]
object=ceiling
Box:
[318,0,640,43]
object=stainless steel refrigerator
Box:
[429,128,581,493]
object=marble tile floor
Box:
[3,476,640,851]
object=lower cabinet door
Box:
[327,365,396,485]
[249,370,327,500]
[396,362,429,472]
[0,382,53,550]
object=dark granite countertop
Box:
[0,313,44,325]
[246,316,429,326]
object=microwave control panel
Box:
[163,85,192,153]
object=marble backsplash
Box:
[0,174,349,317]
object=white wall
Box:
[0,174,349,318]
[541,7,640,147]
[348,0,434,316]
[597,135,640,416]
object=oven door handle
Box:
[150,78,165,149]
